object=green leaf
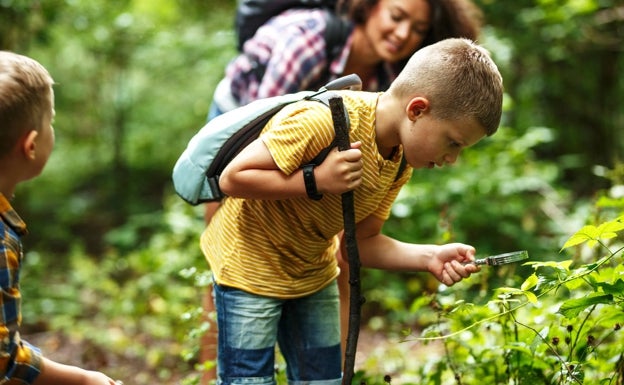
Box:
[530,326,549,354]
[558,293,614,318]
[502,342,533,356]
[561,218,624,250]
[521,273,539,291]
[563,276,586,290]
[599,217,624,234]
[523,291,538,304]
[562,225,598,249]
[596,279,624,296]
[526,260,573,270]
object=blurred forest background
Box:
[1,0,623,384]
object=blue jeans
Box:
[213,281,342,385]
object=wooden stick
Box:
[329,96,363,385]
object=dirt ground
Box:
[26,328,442,384]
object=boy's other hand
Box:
[427,243,480,286]
[316,141,363,194]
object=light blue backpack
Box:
[172,74,361,205]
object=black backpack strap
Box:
[236,0,340,51]
[240,7,352,87]
[302,74,360,165]
[323,11,351,67]
[304,89,349,166]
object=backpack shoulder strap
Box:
[322,11,351,66]
[236,0,340,51]
[303,90,348,166]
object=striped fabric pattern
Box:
[0,193,42,383]
[201,91,412,298]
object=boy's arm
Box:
[34,357,117,385]
[352,215,480,287]
[219,138,362,200]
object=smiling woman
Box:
[211,0,483,113]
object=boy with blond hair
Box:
[0,51,119,385]
[200,38,503,385]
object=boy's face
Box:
[402,113,485,169]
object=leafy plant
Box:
[392,184,624,385]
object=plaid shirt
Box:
[226,8,397,107]
[0,193,42,384]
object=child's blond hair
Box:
[0,51,54,155]
[388,38,503,136]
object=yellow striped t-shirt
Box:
[200,90,412,298]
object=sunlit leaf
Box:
[562,225,600,249]
[599,218,624,234]
[523,291,538,304]
[563,276,586,290]
[521,273,539,291]
[526,260,573,270]
[561,219,624,250]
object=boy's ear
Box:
[20,130,39,160]
[406,97,430,121]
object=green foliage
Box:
[476,0,624,194]
[21,196,207,383]
[3,0,624,383]
[10,0,237,254]
[363,124,577,329]
[371,178,624,384]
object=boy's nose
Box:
[444,152,459,165]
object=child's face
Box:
[363,0,431,63]
[403,114,485,170]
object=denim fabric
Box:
[213,281,342,385]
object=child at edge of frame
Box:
[0,51,122,385]
[202,37,504,385]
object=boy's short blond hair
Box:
[388,38,503,136]
[0,51,54,155]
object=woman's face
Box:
[363,0,432,62]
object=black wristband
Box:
[302,164,323,201]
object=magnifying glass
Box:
[468,250,529,266]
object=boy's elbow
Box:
[218,168,247,197]
[218,173,235,196]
